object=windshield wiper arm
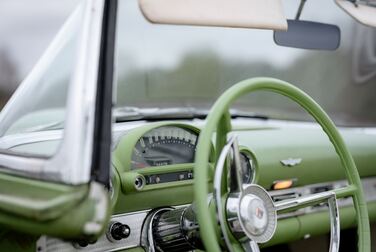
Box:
[115,107,269,122]
[114,107,208,122]
[229,109,269,120]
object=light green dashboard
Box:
[105,120,376,251]
[111,121,376,213]
[0,120,375,251]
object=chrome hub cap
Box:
[226,185,277,244]
[239,195,268,236]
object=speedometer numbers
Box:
[131,126,198,170]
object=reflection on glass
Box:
[116,0,376,126]
[0,3,83,156]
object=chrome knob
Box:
[108,222,131,241]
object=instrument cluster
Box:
[131,126,198,169]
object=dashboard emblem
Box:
[280,158,302,167]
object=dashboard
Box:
[37,121,376,251]
[111,122,376,207]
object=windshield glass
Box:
[115,0,376,127]
[0,4,83,138]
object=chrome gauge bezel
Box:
[130,126,199,170]
[239,147,258,184]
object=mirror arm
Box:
[347,0,359,7]
[295,0,307,20]
[345,0,376,7]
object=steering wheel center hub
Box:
[226,185,277,244]
[240,195,268,236]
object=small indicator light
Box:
[272,180,294,190]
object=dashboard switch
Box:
[108,222,131,241]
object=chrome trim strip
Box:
[270,177,376,218]
[37,176,376,251]
[274,191,335,212]
[38,211,148,252]
[50,0,105,184]
[328,196,340,252]
[0,131,62,150]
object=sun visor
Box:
[336,0,376,27]
[139,0,288,30]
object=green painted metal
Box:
[113,183,195,213]
[193,77,370,252]
[0,109,374,250]
[233,128,376,189]
[0,172,110,239]
[0,230,37,252]
[0,173,87,221]
[110,121,376,215]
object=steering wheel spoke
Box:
[229,136,245,193]
[274,190,336,212]
[241,240,260,252]
[214,135,245,193]
[274,190,340,252]
[214,135,245,252]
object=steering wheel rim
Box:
[193,77,370,252]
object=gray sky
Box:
[117,0,351,71]
[0,0,78,79]
[0,0,354,83]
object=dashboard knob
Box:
[109,222,131,241]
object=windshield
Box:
[0,4,83,138]
[115,0,376,127]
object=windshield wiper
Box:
[115,107,208,122]
[115,107,269,122]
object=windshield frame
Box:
[0,0,109,185]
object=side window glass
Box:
[0,1,83,156]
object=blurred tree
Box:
[117,46,376,126]
[0,47,19,108]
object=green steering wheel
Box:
[194,77,370,252]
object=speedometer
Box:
[131,126,198,169]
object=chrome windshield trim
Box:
[0,0,106,184]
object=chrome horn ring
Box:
[214,135,340,252]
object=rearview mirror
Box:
[274,20,341,50]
